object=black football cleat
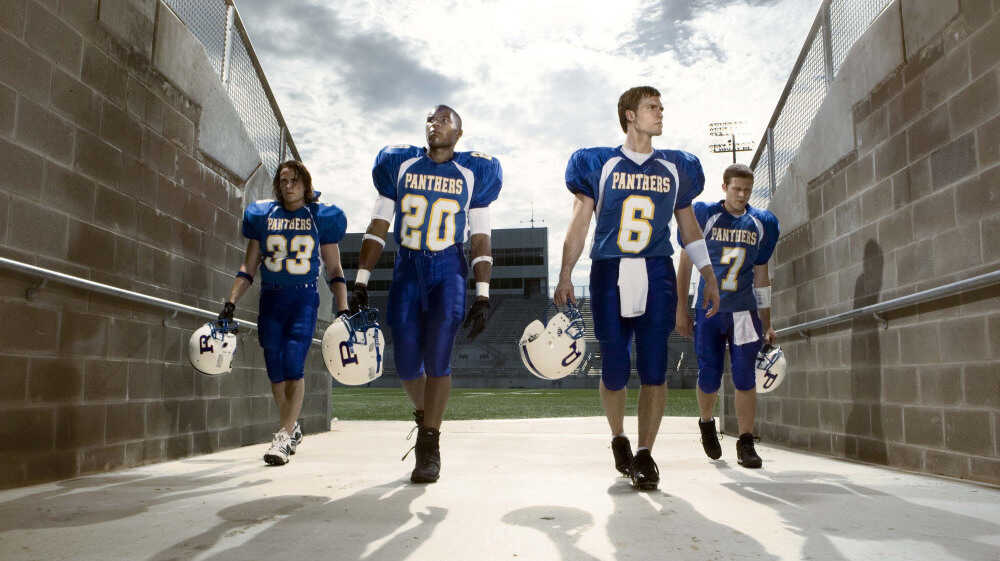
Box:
[611,435,634,476]
[630,449,659,491]
[736,433,762,469]
[410,427,441,483]
[698,419,722,460]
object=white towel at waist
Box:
[618,258,648,318]
[733,310,760,346]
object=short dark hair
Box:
[723,163,754,185]
[273,160,317,205]
[434,104,462,130]
[617,86,661,133]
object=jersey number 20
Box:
[399,194,460,251]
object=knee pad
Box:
[698,369,723,394]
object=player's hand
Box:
[675,308,693,339]
[335,308,349,319]
[463,297,490,340]
[217,301,237,333]
[218,301,235,322]
[349,283,368,314]
[764,327,776,346]
[554,278,576,307]
[700,271,721,318]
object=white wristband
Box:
[355,269,371,285]
[471,255,493,267]
[363,233,385,247]
[475,282,489,298]
[754,286,771,308]
[686,239,711,270]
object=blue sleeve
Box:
[565,149,597,200]
[754,212,781,265]
[470,156,503,208]
[674,152,705,210]
[372,146,404,200]
[677,201,708,248]
[241,202,269,241]
[316,204,348,245]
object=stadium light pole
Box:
[709,121,754,164]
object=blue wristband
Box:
[236,271,254,284]
[328,276,346,285]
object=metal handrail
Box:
[776,269,1000,337]
[0,257,323,345]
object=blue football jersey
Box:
[242,197,347,286]
[685,201,780,312]
[372,145,503,252]
[565,146,704,260]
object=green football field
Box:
[331,388,702,420]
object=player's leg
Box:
[419,265,464,429]
[731,311,764,468]
[258,289,293,465]
[277,290,318,431]
[591,259,634,476]
[388,258,428,422]
[633,257,675,453]
[694,309,728,460]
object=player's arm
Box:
[675,249,694,338]
[554,193,595,306]
[675,205,720,318]
[463,207,493,340]
[754,263,775,345]
[321,243,349,316]
[220,238,261,325]
[350,195,394,312]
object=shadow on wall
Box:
[845,239,884,462]
[717,468,1000,561]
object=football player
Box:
[221,161,349,466]
[555,86,721,490]
[351,105,502,483]
[675,163,780,468]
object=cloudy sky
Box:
[233,0,820,289]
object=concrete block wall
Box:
[0,0,330,489]
[725,0,1000,484]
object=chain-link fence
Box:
[162,0,299,181]
[749,0,893,207]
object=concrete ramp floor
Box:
[1,417,998,561]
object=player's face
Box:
[631,96,663,136]
[425,107,461,149]
[723,176,753,212]
[279,167,305,207]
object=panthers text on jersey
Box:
[685,201,780,312]
[565,146,704,261]
[372,145,503,252]
[242,196,347,286]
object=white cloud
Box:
[236,0,820,290]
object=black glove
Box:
[217,301,237,332]
[349,283,368,314]
[335,308,350,318]
[463,298,490,340]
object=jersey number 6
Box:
[399,194,460,251]
[617,195,654,253]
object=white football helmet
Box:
[519,304,588,380]
[189,320,239,375]
[755,344,787,393]
[322,308,385,386]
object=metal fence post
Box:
[221,2,234,84]
[766,128,777,196]
[821,1,834,87]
